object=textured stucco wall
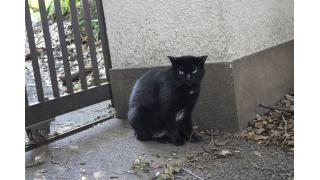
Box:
[102,0,293,69]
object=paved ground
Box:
[25,118,293,180]
[179,138,294,180]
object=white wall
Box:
[102,0,293,69]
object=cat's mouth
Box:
[182,81,193,86]
[175,80,193,87]
[186,81,193,86]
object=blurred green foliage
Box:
[28,0,100,41]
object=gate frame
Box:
[25,0,114,151]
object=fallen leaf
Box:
[289,105,294,111]
[270,130,281,137]
[253,151,262,157]
[285,94,293,101]
[94,170,105,178]
[253,135,269,141]
[255,128,265,135]
[130,155,151,174]
[287,140,294,146]
[255,114,263,121]
[219,150,232,157]
[69,145,79,152]
[35,154,45,164]
[214,139,228,146]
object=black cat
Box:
[128,55,207,146]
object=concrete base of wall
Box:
[109,40,293,132]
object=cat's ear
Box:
[168,56,176,64]
[199,56,208,65]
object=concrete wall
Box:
[103,0,294,131]
[233,41,294,130]
[109,41,294,132]
[102,0,293,69]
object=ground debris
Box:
[129,155,151,174]
[252,151,262,157]
[240,94,294,149]
[155,163,181,180]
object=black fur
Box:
[128,55,207,146]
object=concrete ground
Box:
[25,118,293,180]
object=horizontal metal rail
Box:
[25,115,114,151]
[26,83,111,127]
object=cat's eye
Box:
[192,69,197,74]
[178,69,184,75]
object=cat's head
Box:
[168,55,207,86]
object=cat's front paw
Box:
[189,134,203,143]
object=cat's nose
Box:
[186,74,191,80]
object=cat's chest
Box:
[177,87,199,98]
[172,87,199,104]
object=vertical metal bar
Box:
[96,0,112,76]
[82,0,100,86]
[54,0,73,94]
[38,0,60,98]
[25,86,29,107]
[69,0,87,90]
[25,0,45,102]
[96,0,114,106]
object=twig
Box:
[281,116,289,144]
[48,157,80,174]
[201,144,214,155]
[247,160,260,169]
[258,104,293,113]
[181,167,204,180]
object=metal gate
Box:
[25,0,113,150]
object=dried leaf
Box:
[253,151,262,157]
[94,170,105,178]
[219,150,232,157]
[255,128,265,135]
[130,155,151,174]
[35,154,45,164]
[255,114,263,121]
[214,139,228,146]
[69,145,79,152]
[156,163,181,180]
[289,105,294,111]
[287,140,294,146]
[253,135,269,141]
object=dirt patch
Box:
[172,94,294,180]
